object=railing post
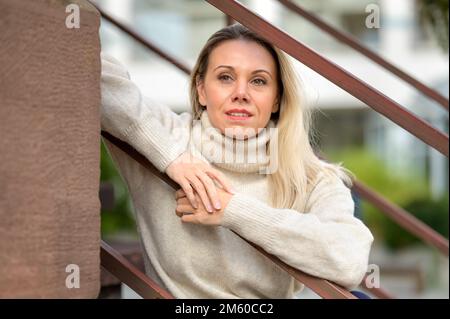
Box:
[0,0,101,298]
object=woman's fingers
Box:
[175,207,192,215]
[175,188,186,200]
[180,213,197,224]
[175,203,194,216]
[178,180,198,209]
[205,170,235,194]
[186,174,214,213]
[167,152,235,214]
[196,171,221,210]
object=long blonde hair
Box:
[190,24,353,210]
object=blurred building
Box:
[97,0,448,197]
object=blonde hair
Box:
[190,24,353,210]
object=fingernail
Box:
[207,204,213,212]
[214,201,221,209]
[193,200,198,209]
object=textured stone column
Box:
[0,0,101,298]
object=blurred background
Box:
[95,0,449,298]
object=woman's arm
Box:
[100,52,191,172]
[101,53,234,207]
[220,173,374,289]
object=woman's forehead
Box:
[208,40,276,73]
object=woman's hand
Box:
[175,188,233,226]
[166,152,235,213]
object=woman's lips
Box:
[225,113,253,121]
[225,109,253,121]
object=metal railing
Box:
[94,0,449,299]
[101,240,174,299]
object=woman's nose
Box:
[231,81,250,103]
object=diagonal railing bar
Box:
[353,181,449,256]
[101,131,357,299]
[206,0,449,157]
[95,4,191,75]
[277,0,449,111]
[101,240,174,299]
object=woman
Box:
[101,24,373,298]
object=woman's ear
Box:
[196,79,207,107]
[272,96,280,113]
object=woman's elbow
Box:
[336,260,370,289]
[330,229,374,289]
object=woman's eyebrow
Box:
[213,65,234,72]
[252,69,273,78]
[213,65,273,78]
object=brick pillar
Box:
[0,0,101,298]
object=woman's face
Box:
[197,39,279,138]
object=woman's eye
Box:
[218,74,233,82]
[252,78,267,85]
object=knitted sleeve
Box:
[221,173,374,289]
[100,52,191,172]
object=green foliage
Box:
[328,148,449,251]
[384,196,449,249]
[100,142,137,237]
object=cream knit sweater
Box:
[100,53,374,298]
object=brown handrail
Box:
[101,240,174,299]
[206,0,448,157]
[277,0,449,111]
[353,181,449,256]
[101,131,357,299]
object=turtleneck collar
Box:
[189,111,277,174]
